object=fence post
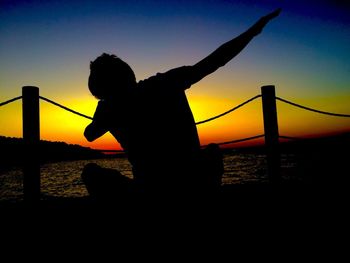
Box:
[22,86,40,202]
[261,85,281,183]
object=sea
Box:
[0,152,298,202]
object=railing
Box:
[1,85,350,201]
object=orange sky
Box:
[1,86,350,151]
[1,1,350,151]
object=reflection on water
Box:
[0,158,134,201]
[223,153,268,185]
[40,158,133,199]
[0,152,297,201]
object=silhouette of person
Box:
[82,9,281,197]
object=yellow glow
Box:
[39,96,122,150]
[1,90,350,150]
[189,94,265,146]
[0,100,22,138]
[276,94,350,137]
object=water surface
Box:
[0,152,298,201]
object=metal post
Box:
[261,85,281,183]
[22,86,40,201]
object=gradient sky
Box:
[1,0,349,150]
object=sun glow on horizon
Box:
[2,89,349,152]
[1,1,349,150]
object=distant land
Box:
[231,131,350,155]
[1,132,349,184]
[0,136,112,168]
[223,132,350,186]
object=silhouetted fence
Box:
[22,86,40,201]
[1,85,350,201]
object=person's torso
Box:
[106,78,201,185]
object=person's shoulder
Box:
[137,65,193,93]
[137,72,163,89]
[138,72,163,82]
[138,66,190,85]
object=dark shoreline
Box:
[1,132,349,186]
[0,136,109,169]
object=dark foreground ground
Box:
[0,180,347,213]
[1,133,349,234]
[1,180,348,252]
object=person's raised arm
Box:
[189,8,281,84]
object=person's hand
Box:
[250,8,281,36]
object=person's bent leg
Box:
[81,163,134,200]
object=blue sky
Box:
[1,0,349,146]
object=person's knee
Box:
[81,163,101,183]
[81,162,135,199]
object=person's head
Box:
[88,53,136,100]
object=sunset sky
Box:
[1,0,349,150]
